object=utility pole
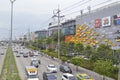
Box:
[80,10,83,24]
[57,7,60,60]
[87,6,91,26]
[28,27,31,41]
[53,6,64,61]
[28,27,31,47]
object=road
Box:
[13,45,80,80]
[13,45,113,80]
[0,46,7,75]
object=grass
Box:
[0,45,21,80]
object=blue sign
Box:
[117,19,120,25]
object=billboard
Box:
[114,14,120,25]
[102,16,111,27]
[94,19,101,28]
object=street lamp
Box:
[9,0,16,75]
[10,0,16,41]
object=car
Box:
[43,72,57,80]
[59,64,72,73]
[29,51,34,57]
[1,52,4,55]
[62,73,77,80]
[31,60,39,68]
[33,51,39,56]
[20,51,24,54]
[31,56,41,64]
[47,64,57,73]
[76,73,94,80]
[23,53,28,57]
[16,53,20,57]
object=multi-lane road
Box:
[13,45,79,80]
[0,45,114,80]
[0,46,7,75]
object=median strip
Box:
[0,46,21,80]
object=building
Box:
[75,2,120,49]
[48,25,62,37]
[62,19,76,36]
[34,30,48,39]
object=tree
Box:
[74,43,84,55]
[96,44,113,60]
[94,60,117,78]
[68,42,75,53]
[60,42,69,56]
[113,49,120,64]
[84,45,94,58]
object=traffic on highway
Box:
[13,44,94,80]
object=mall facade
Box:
[74,2,120,49]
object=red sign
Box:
[94,19,101,28]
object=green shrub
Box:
[70,57,94,70]
[61,56,68,62]
[94,60,118,80]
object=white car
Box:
[62,73,77,80]
[47,64,57,73]
[33,51,39,56]
[16,53,20,57]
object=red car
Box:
[29,51,34,57]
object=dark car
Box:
[1,52,4,55]
[23,53,28,57]
[59,64,72,73]
[31,60,40,68]
[43,72,57,80]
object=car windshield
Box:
[82,75,91,79]
[69,76,77,80]
[28,75,37,78]
[49,65,55,68]
[64,66,70,71]
[32,60,38,64]
[47,75,56,79]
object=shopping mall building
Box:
[74,2,120,49]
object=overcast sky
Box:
[0,0,119,40]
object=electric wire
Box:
[61,0,92,13]
[64,0,112,17]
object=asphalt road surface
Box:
[13,45,80,80]
[14,45,108,80]
[0,46,7,74]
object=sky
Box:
[0,0,119,40]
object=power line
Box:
[61,0,86,11]
[61,0,92,13]
[40,17,53,27]
[64,0,112,17]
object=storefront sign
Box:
[94,19,101,28]
[102,16,111,27]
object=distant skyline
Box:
[0,0,119,40]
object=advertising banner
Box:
[102,16,111,27]
[114,14,120,25]
[94,19,101,28]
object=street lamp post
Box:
[9,0,16,76]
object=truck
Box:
[25,66,39,80]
